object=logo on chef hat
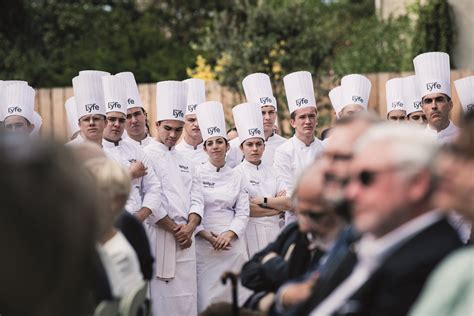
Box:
[352,96,364,104]
[467,104,474,113]
[248,128,261,136]
[187,104,197,113]
[259,97,273,105]
[207,126,220,135]
[391,101,404,109]
[108,101,122,110]
[295,98,309,107]
[127,98,135,105]
[414,101,422,110]
[172,109,184,118]
[7,106,22,114]
[85,103,100,113]
[426,82,442,92]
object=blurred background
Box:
[1,0,472,140]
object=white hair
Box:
[355,123,439,176]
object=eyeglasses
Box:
[352,165,404,187]
[106,116,126,124]
[299,210,330,222]
[324,172,350,186]
[324,152,353,162]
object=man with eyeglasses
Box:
[100,74,161,224]
[116,72,153,147]
[306,123,462,316]
[414,52,459,143]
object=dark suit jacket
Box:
[284,218,463,316]
[114,210,154,280]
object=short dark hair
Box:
[0,134,99,316]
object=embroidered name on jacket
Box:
[179,164,190,173]
[249,180,260,186]
[203,181,215,188]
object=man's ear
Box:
[28,124,35,134]
[290,119,296,129]
[406,169,432,202]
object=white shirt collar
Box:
[181,138,204,151]
[102,138,122,148]
[204,160,228,173]
[241,159,263,170]
[292,135,316,148]
[357,210,443,264]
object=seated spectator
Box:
[0,134,99,316]
[409,112,474,316]
[84,157,145,298]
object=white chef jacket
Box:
[176,139,208,166]
[123,134,152,147]
[102,231,144,298]
[273,135,324,197]
[426,121,460,144]
[65,133,84,146]
[102,138,161,219]
[143,139,204,224]
[234,159,286,226]
[194,161,249,238]
[226,133,287,168]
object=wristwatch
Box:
[259,197,268,208]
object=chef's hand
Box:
[135,207,151,222]
[212,231,236,251]
[174,223,195,249]
[129,161,147,179]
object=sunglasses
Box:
[353,165,404,187]
[106,117,126,124]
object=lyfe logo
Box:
[295,98,308,107]
[173,109,184,118]
[352,96,364,104]
[85,103,99,113]
[467,104,474,113]
[128,98,135,105]
[108,102,122,110]
[188,104,197,113]
[7,106,22,114]
[207,126,220,135]
[426,82,441,92]
[260,97,272,105]
[414,101,422,110]
[391,101,404,109]
[248,128,261,136]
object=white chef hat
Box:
[3,83,35,123]
[155,80,187,122]
[454,76,474,115]
[402,76,423,115]
[64,96,80,136]
[385,78,405,114]
[341,74,371,110]
[195,101,227,142]
[232,102,264,144]
[79,70,110,77]
[413,52,451,99]
[0,80,29,121]
[72,72,107,120]
[115,71,143,110]
[283,71,316,114]
[31,111,42,136]
[183,78,206,116]
[242,73,277,110]
[329,86,343,118]
[102,75,127,115]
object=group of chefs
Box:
[0,50,473,316]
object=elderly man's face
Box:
[346,142,413,237]
[422,93,452,131]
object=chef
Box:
[338,74,371,118]
[233,102,290,257]
[100,74,161,224]
[403,75,427,125]
[69,70,109,146]
[385,77,407,122]
[116,72,152,147]
[413,51,459,143]
[31,111,43,136]
[175,78,208,165]
[2,82,36,135]
[454,75,474,117]
[194,100,251,312]
[273,71,324,224]
[143,80,203,316]
[329,85,343,120]
[227,73,287,167]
